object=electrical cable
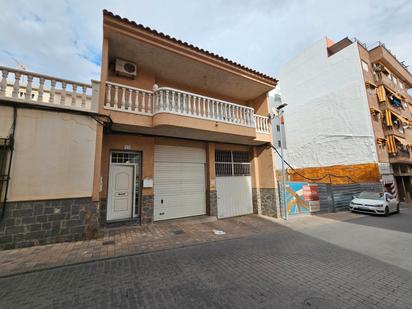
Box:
[268,144,357,183]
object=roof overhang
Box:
[103,10,277,101]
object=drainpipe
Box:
[0,106,17,221]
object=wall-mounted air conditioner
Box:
[115,59,137,78]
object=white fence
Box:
[0,66,98,112]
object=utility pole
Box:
[270,102,288,220]
[279,111,288,220]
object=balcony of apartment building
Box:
[0,66,98,113]
[382,108,410,136]
[369,42,412,103]
[377,85,412,121]
[387,134,412,164]
[100,11,276,146]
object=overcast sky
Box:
[1,0,411,83]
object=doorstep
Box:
[0,214,282,277]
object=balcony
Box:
[369,43,412,87]
[0,66,98,113]
[376,73,410,100]
[104,82,272,137]
[384,126,406,138]
[379,102,411,122]
[389,151,412,164]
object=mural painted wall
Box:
[283,182,320,215]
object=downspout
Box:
[0,106,17,221]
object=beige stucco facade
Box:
[0,105,97,202]
[92,10,279,224]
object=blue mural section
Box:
[286,182,310,215]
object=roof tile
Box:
[103,9,277,85]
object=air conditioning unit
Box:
[115,59,137,78]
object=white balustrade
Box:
[0,66,95,112]
[105,81,153,114]
[152,87,256,127]
[255,115,271,134]
[104,82,271,133]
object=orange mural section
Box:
[288,163,380,184]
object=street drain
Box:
[102,240,115,246]
[302,297,341,309]
[172,229,185,235]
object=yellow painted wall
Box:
[289,163,380,184]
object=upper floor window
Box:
[361,60,369,72]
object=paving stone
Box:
[0,222,410,308]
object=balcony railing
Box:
[0,66,97,112]
[104,82,271,134]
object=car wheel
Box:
[384,206,390,217]
[395,203,400,214]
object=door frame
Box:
[107,150,142,222]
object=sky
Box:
[1,0,411,83]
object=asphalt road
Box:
[0,208,411,309]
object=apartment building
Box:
[280,37,412,201]
[94,10,278,224]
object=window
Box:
[400,82,404,89]
[361,60,369,72]
[393,77,398,85]
[278,140,282,148]
[276,125,280,132]
[111,152,140,164]
[215,150,250,176]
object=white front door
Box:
[108,164,134,221]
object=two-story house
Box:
[93,11,279,224]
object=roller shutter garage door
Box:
[154,145,206,221]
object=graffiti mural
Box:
[286,182,320,215]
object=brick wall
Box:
[0,198,99,249]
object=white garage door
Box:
[154,145,206,221]
[217,176,253,218]
[215,150,253,218]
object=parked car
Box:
[349,192,399,216]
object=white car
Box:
[349,192,400,216]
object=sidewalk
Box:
[0,215,283,277]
